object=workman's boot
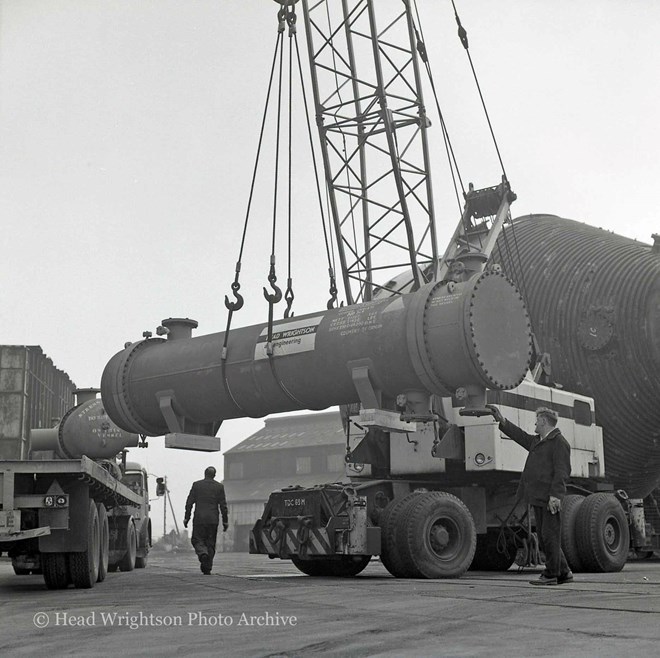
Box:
[529,573,557,586]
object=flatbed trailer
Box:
[0,455,148,588]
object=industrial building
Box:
[223,411,349,551]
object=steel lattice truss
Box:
[300,0,438,305]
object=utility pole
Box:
[155,475,180,539]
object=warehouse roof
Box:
[224,410,346,453]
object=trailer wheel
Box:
[42,553,69,590]
[575,493,629,572]
[329,555,371,577]
[118,521,137,572]
[470,530,517,571]
[560,494,585,572]
[379,492,423,578]
[97,503,109,582]
[69,499,100,588]
[400,492,476,579]
[291,555,370,577]
[290,556,334,576]
[12,564,31,576]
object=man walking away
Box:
[184,466,229,575]
[487,405,573,586]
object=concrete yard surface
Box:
[1,552,659,657]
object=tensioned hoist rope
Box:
[450,0,509,184]
[410,0,466,215]
[292,30,340,309]
[221,22,285,361]
[284,8,296,319]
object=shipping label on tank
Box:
[327,301,384,337]
[254,316,324,360]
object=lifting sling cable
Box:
[263,8,287,356]
[450,0,509,183]
[221,23,285,361]
[292,31,340,309]
[284,10,296,319]
[266,3,310,409]
[410,0,465,214]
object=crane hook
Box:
[224,280,244,312]
[327,275,338,310]
[263,267,283,305]
[284,278,295,318]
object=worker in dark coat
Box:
[487,405,573,586]
[183,466,229,575]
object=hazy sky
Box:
[1,1,658,532]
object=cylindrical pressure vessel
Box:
[101,271,532,437]
[30,391,139,459]
[494,214,660,498]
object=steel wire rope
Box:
[450,0,509,184]
[292,29,341,309]
[410,0,465,214]
[263,11,287,354]
[284,17,295,318]
[221,26,285,361]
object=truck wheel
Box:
[42,553,69,590]
[560,494,585,572]
[118,521,137,572]
[400,491,476,579]
[470,530,517,571]
[328,555,371,577]
[291,555,370,577]
[69,499,100,588]
[575,493,629,572]
[97,503,109,582]
[135,555,148,569]
[379,492,423,578]
[291,556,335,576]
[12,563,31,576]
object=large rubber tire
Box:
[135,555,148,569]
[12,565,31,576]
[329,556,371,577]
[69,499,100,588]
[42,553,69,590]
[575,493,629,572]
[97,503,109,582]
[470,530,517,571]
[379,492,424,578]
[399,491,477,579]
[560,494,585,572]
[118,521,137,572]
[291,556,335,576]
[291,555,371,577]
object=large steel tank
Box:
[30,388,138,459]
[494,214,660,498]
[101,271,532,437]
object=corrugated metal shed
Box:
[0,346,76,459]
[225,411,346,453]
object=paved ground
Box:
[1,552,659,657]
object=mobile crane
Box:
[101,1,641,578]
